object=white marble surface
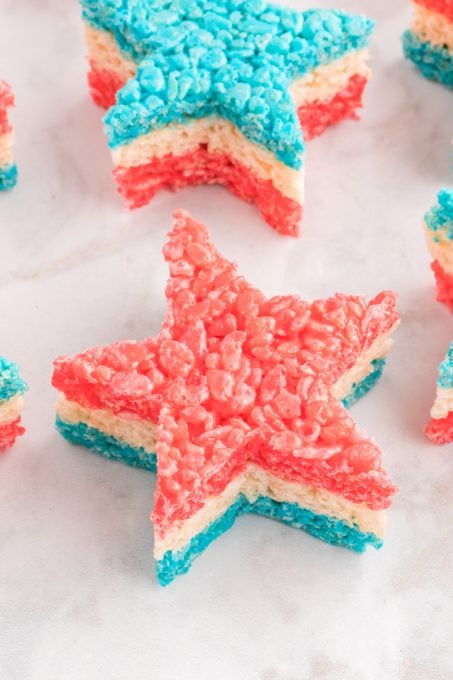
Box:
[1,1,453,678]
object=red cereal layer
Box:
[431,260,453,312]
[298,74,368,141]
[414,0,453,22]
[114,150,302,236]
[425,411,453,444]
[0,418,25,452]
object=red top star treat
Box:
[53,210,399,585]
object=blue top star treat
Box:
[82,0,373,167]
[81,0,373,234]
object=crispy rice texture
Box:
[114,149,303,236]
[0,418,25,452]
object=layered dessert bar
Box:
[53,210,399,584]
[80,0,374,235]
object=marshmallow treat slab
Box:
[53,210,399,585]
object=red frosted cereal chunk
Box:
[303,335,327,352]
[185,242,214,267]
[205,352,221,369]
[250,345,273,361]
[296,374,315,401]
[163,237,185,261]
[246,316,276,335]
[92,365,113,383]
[307,320,335,336]
[234,356,252,382]
[289,312,310,333]
[73,358,94,381]
[181,406,210,423]
[230,382,256,414]
[262,404,286,431]
[122,342,149,364]
[208,313,237,337]
[156,445,179,477]
[304,400,332,426]
[169,259,195,278]
[110,372,153,397]
[299,420,321,443]
[319,418,354,444]
[226,427,247,448]
[212,266,237,291]
[158,340,195,377]
[325,307,347,329]
[185,299,210,321]
[344,442,380,472]
[219,331,245,371]
[270,431,302,451]
[248,332,273,349]
[273,390,301,420]
[210,299,226,318]
[180,321,208,357]
[236,290,259,315]
[183,443,206,468]
[207,369,235,401]
[277,341,299,356]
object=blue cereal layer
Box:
[156,493,382,586]
[403,30,453,89]
[436,341,453,390]
[0,163,18,191]
[425,189,453,239]
[82,0,374,166]
[0,356,27,403]
[341,358,385,409]
[55,417,157,472]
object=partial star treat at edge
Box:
[0,357,27,451]
[403,0,453,88]
[53,210,399,585]
[81,0,374,235]
[425,341,453,443]
[0,82,17,190]
[425,189,453,311]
